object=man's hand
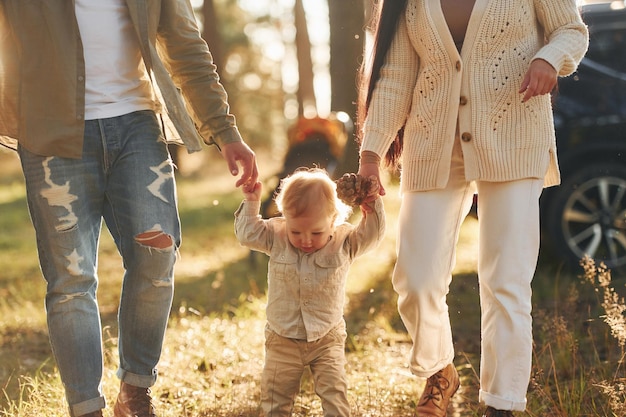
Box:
[519,59,558,103]
[221,141,259,189]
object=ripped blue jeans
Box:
[19,110,180,416]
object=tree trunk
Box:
[294,0,317,116]
[171,0,223,175]
[202,0,224,71]
[329,0,366,175]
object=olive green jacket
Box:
[0,0,241,158]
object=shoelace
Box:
[125,387,156,417]
[418,370,452,410]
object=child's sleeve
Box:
[234,200,273,254]
[347,197,386,258]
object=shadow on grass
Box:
[171,251,269,317]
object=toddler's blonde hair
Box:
[275,168,352,225]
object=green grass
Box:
[0,148,624,416]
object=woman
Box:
[356,1,588,416]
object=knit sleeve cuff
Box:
[360,130,395,160]
[360,150,381,165]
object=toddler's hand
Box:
[243,181,262,201]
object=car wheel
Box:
[545,162,626,271]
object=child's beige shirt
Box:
[235,198,385,342]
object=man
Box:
[0,1,258,416]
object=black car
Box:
[541,1,626,271]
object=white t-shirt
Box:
[75,0,156,120]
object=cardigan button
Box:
[461,132,472,142]
[455,61,461,71]
[459,96,468,105]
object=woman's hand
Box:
[519,59,558,102]
[358,162,385,197]
[357,160,384,213]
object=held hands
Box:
[358,162,385,196]
[357,161,385,213]
[519,59,558,103]
[221,141,259,189]
[242,180,262,201]
[336,173,380,206]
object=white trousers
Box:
[393,140,543,411]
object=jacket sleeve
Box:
[156,0,242,147]
[533,0,589,76]
[0,1,19,152]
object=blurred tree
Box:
[294,0,317,116]
[178,1,372,176]
[171,0,225,171]
[329,0,366,175]
[170,0,287,175]
[201,0,224,69]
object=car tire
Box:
[545,162,626,271]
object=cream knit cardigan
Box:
[361,0,589,192]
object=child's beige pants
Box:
[261,323,349,417]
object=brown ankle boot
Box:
[415,363,460,416]
[79,411,103,417]
[483,406,514,417]
[113,381,157,417]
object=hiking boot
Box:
[415,363,460,416]
[80,412,103,417]
[113,381,157,417]
[483,406,514,417]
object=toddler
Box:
[235,168,385,417]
